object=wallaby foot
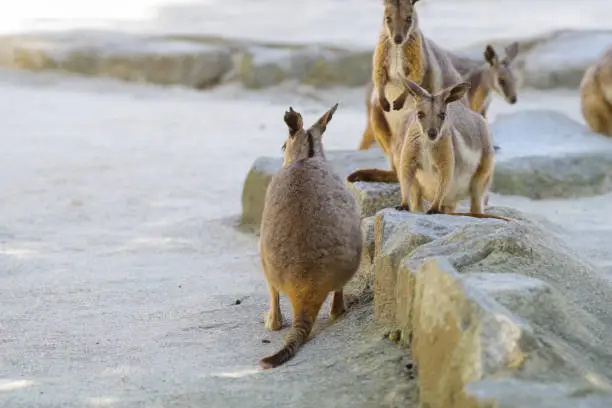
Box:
[264,285,283,331]
[395,203,410,212]
[347,169,398,183]
[330,290,346,320]
[426,206,442,215]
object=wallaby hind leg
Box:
[408,182,425,212]
[358,124,376,150]
[469,152,495,214]
[259,289,328,369]
[330,290,346,320]
[370,103,393,157]
[358,98,377,150]
[264,282,283,331]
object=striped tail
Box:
[445,212,511,222]
[259,316,314,369]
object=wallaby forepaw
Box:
[426,207,442,215]
[264,311,284,331]
[395,203,410,212]
[379,97,391,112]
[392,98,405,111]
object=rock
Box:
[236,47,292,89]
[346,182,401,218]
[366,207,612,407]
[2,34,234,89]
[492,110,612,199]
[239,148,387,230]
[521,30,612,90]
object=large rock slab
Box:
[492,110,612,198]
[0,33,234,89]
[520,30,612,90]
[367,208,612,407]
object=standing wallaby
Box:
[464,43,520,118]
[349,0,467,184]
[394,78,509,221]
[580,47,612,137]
[258,104,363,369]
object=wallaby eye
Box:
[417,111,425,119]
[438,112,446,120]
[406,16,412,24]
[498,78,506,88]
[385,17,391,24]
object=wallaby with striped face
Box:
[464,43,520,118]
[395,78,509,221]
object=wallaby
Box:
[463,43,520,118]
[348,0,467,184]
[258,104,363,369]
[394,78,509,222]
[580,47,612,137]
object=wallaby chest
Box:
[383,45,415,140]
[415,130,482,202]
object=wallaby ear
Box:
[484,44,498,66]
[444,81,471,105]
[403,78,430,100]
[411,0,420,4]
[311,103,339,135]
[504,42,519,62]
[284,107,303,136]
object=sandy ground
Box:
[0,70,417,408]
[0,68,610,407]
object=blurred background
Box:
[1,1,612,407]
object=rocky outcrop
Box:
[2,28,611,90]
[241,110,612,230]
[492,110,612,198]
[367,206,612,407]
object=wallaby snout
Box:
[427,128,438,140]
[393,35,403,45]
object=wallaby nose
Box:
[427,129,438,140]
[509,95,517,104]
[393,35,403,45]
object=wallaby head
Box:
[281,104,339,166]
[383,0,420,46]
[484,42,519,104]
[402,79,471,142]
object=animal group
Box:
[257,0,612,369]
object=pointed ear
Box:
[484,44,498,66]
[402,78,430,100]
[411,0,420,4]
[504,42,519,62]
[444,81,471,105]
[283,107,303,136]
[311,103,339,135]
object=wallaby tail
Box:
[347,168,398,183]
[259,314,315,369]
[445,212,511,222]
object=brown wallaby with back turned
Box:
[348,0,467,184]
[393,78,510,222]
[258,104,363,369]
[580,46,612,137]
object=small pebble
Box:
[234,299,242,305]
[262,339,271,344]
